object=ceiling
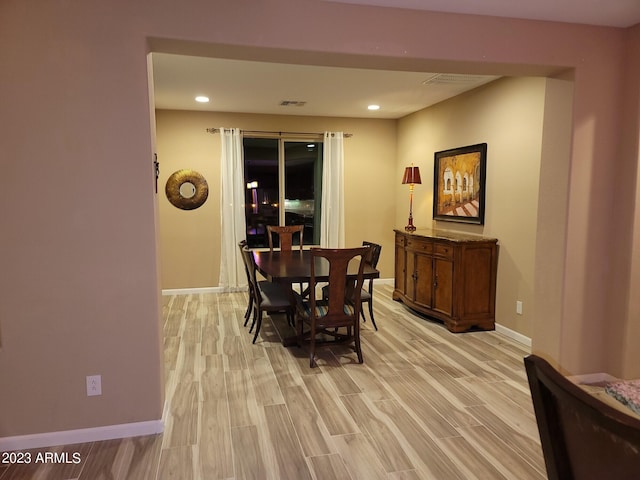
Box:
[329,0,640,28]
[152,0,640,120]
[152,55,499,120]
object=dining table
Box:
[252,248,380,346]
[252,249,380,285]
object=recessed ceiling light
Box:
[195,96,210,103]
[368,104,380,111]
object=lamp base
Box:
[405,216,416,232]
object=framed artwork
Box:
[433,143,487,225]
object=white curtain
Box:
[219,128,247,290]
[320,132,345,248]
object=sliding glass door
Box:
[243,137,323,248]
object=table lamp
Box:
[402,165,421,231]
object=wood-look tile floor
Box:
[1,285,547,479]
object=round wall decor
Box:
[165,169,209,210]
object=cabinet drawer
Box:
[395,234,407,247]
[434,243,453,259]
[407,238,433,253]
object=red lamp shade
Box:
[402,166,422,185]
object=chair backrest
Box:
[267,225,304,251]
[309,247,369,326]
[362,241,382,268]
[238,240,250,282]
[524,354,640,480]
[240,246,261,303]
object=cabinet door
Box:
[461,244,496,315]
[413,252,433,308]
[433,258,453,316]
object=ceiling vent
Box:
[422,74,495,86]
[279,100,307,107]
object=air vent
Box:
[422,74,494,86]
[279,100,307,107]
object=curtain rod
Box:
[206,128,352,138]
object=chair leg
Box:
[354,325,363,364]
[243,295,254,327]
[249,307,257,333]
[252,311,263,344]
[309,322,316,367]
[309,336,316,368]
[368,301,378,331]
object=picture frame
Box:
[433,143,487,225]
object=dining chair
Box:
[241,246,295,343]
[267,224,304,251]
[238,240,254,326]
[322,241,382,330]
[268,224,305,293]
[295,246,369,367]
[360,241,382,330]
[524,354,640,480]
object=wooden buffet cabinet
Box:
[393,229,498,333]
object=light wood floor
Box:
[1,285,547,479]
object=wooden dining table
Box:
[252,249,380,285]
[252,249,380,346]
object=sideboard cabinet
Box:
[393,229,498,333]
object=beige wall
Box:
[2,0,640,441]
[397,77,546,338]
[156,110,397,289]
[616,24,640,378]
[533,76,575,369]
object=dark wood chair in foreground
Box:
[524,354,640,480]
[295,247,368,367]
[241,246,294,343]
[267,224,304,251]
[322,241,382,330]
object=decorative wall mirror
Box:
[165,169,209,210]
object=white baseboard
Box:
[0,420,164,452]
[162,286,244,296]
[495,322,532,347]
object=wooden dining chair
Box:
[267,225,304,251]
[360,241,382,330]
[238,240,254,326]
[322,241,382,330]
[268,224,305,293]
[295,247,369,367]
[241,246,294,343]
[524,354,640,480]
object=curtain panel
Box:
[320,132,345,248]
[219,128,247,290]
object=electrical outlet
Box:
[516,301,523,315]
[86,375,102,396]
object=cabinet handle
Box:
[434,274,438,288]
